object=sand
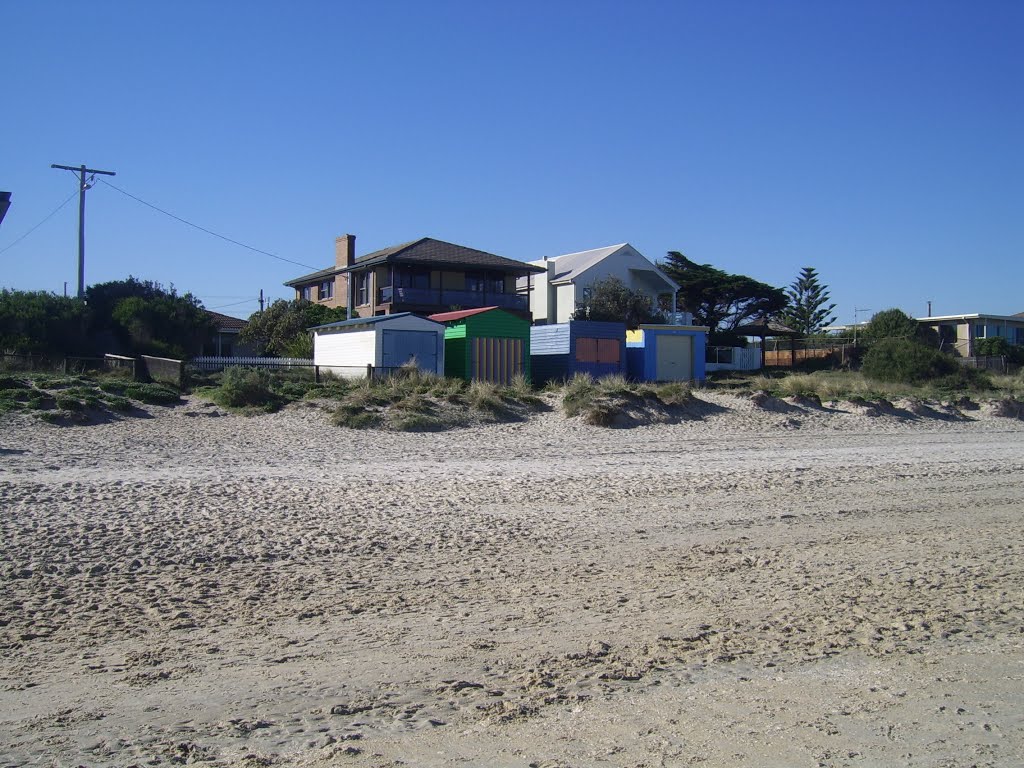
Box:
[1,392,1023,767]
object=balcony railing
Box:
[378,286,527,311]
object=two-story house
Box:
[520,243,680,325]
[285,235,544,320]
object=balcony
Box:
[379,286,527,311]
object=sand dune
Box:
[1,393,1023,767]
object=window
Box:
[576,338,620,364]
[489,275,506,294]
[356,272,370,305]
[301,285,313,301]
[396,268,430,290]
[576,338,598,363]
[319,280,334,301]
[597,338,620,364]
[465,272,486,293]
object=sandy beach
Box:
[1,392,1023,767]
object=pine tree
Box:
[780,267,837,335]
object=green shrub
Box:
[862,339,959,384]
[388,411,443,431]
[103,396,133,412]
[331,408,381,429]
[27,393,55,410]
[210,368,275,409]
[125,382,182,405]
[55,396,83,411]
[0,376,30,391]
[99,380,128,395]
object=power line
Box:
[0,189,79,256]
[208,298,257,310]
[97,179,318,271]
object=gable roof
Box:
[530,243,679,291]
[308,312,444,332]
[286,237,544,287]
[206,310,248,332]
[427,306,501,323]
[532,243,628,283]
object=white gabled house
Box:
[520,243,681,325]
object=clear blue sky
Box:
[3,0,1021,322]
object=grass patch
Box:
[125,382,182,406]
[467,380,505,414]
[561,374,599,418]
[331,408,382,429]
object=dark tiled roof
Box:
[285,237,543,287]
[206,310,248,332]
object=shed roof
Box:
[427,306,501,322]
[286,237,544,287]
[308,312,443,332]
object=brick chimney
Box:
[335,234,356,268]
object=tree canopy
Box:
[240,300,347,357]
[0,277,214,358]
[86,277,215,357]
[572,277,663,330]
[0,289,89,356]
[779,267,837,335]
[658,252,787,338]
[860,308,939,348]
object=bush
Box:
[213,368,277,409]
[124,382,182,405]
[862,339,958,384]
[0,376,30,391]
[55,396,84,411]
[331,408,381,429]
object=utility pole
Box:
[853,307,872,346]
[259,289,265,312]
[927,300,932,317]
[51,163,116,299]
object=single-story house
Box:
[519,243,679,325]
[917,312,1024,356]
[310,313,445,379]
[530,320,627,385]
[199,310,255,357]
[427,306,530,384]
[625,324,709,382]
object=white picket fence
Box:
[189,356,314,372]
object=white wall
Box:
[314,328,376,378]
[555,284,576,323]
